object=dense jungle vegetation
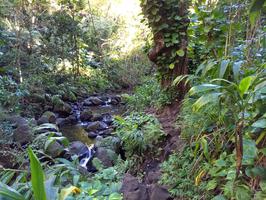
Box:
[0,0,265,199]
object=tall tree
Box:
[140,0,190,96]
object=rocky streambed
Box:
[52,94,125,171]
[1,94,125,172]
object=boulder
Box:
[98,128,114,136]
[85,97,104,106]
[66,115,78,125]
[13,124,32,144]
[90,113,103,122]
[69,141,88,155]
[83,99,93,106]
[86,121,108,132]
[56,115,77,128]
[41,111,56,123]
[56,118,66,127]
[8,116,28,128]
[120,174,148,200]
[0,145,17,168]
[146,170,161,184]
[110,96,121,105]
[94,147,117,167]
[149,184,172,200]
[87,131,98,139]
[45,141,65,158]
[102,113,113,125]
[62,91,77,102]
[80,109,93,121]
[53,97,72,115]
[30,94,46,104]
[37,116,49,125]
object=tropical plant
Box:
[114,112,164,156]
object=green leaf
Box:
[169,63,175,69]
[192,92,222,112]
[189,84,222,96]
[238,76,255,97]
[206,179,217,190]
[200,137,210,161]
[28,147,47,200]
[235,185,252,200]
[176,49,185,57]
[151,8,158,15]
[109,193,123,200]
[202,60,217,77]
[219,59,230,78]
[252,118,266,128]
[0,182,25,200]
[172,75,190,86]
[242,139,257,165]
[212,195,226,200]
[155,16,161,22]
[260,180,266,192]
[233,61,242,82]
[45,176,59,200]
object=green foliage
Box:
[114,112,164,156]
[0,76,27,112]
[28,147,47,200]
[124,77,172,111]
[175,56,266,198]
[0,182,25,200]
[160,147,210,199]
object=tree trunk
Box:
[141,0,190,97]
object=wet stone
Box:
[87,131,98,139]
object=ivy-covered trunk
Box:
[141,0,190,96]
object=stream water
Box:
[55,95,125,171]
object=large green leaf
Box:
[238,76,255,98]
[192,92,222,112]
[242,139,257,165]
[0,182,25,200]
[189,84,222,96]
[28,147,47,200]
[172,75,189,86]
[219,59,230,78]
[45,176,59,200]
[252,118,266,128]
[233,61,242,82]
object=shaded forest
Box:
[0,0,265,200]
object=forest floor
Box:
[141,101,184,185]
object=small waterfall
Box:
[79,144,95,170]
[102,97,112,107]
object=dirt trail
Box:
[142,101,184,185]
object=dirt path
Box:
[142,101,184,185]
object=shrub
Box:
[124,77,172,111]
[114,112,164,156]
